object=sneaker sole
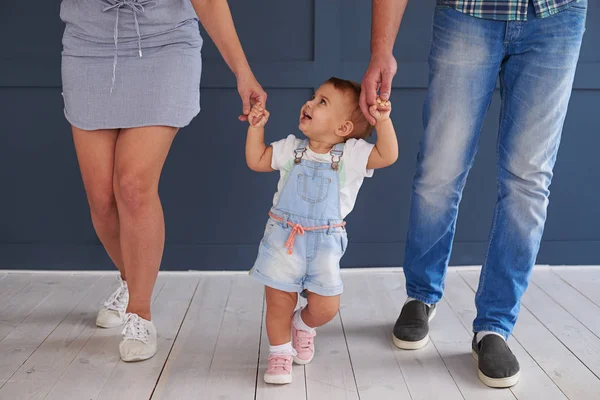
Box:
[264,374,292,384]
[393,334,429,350]
[472,350,520,388]
[95,319,125,329]
[392,306,437,350]
[121,352,157,362]
[293,354,314,365]
[96,309,126,329]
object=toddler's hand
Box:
[249,103,270,128]
[369,97,391,123]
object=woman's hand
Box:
[237,72,267,122]
[248,102,269,127]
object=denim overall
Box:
[250,140,348,296]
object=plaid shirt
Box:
[438,0,580,21]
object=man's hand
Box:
[248,102,270,128]
[360,53,397,125]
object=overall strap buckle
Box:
[294,139,308,165]
[330,143,344,170]
[294,148,306,164]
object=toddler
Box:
[246,77,397,384]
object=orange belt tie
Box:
[268,212,346,255]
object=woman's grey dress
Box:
[60,0,203,130]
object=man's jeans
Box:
[403,1,587,339]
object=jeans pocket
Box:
[567,1,587,14]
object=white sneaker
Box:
[119,313,158,362]
[96,276,129,328]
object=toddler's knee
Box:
[307,296,340,321]
[266,288,297,316]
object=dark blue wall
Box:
[0,1,598,270]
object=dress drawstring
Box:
[102,1,154,94]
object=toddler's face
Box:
[298,83,356,143]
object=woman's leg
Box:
[72,127,125,278]
[113,125,177,321]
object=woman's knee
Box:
[114,171,157,214]
[87,188,118,225]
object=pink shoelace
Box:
[268,354,292,373]
[295,330,315,351]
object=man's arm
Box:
[360,0,408,125]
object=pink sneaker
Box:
[264,354,293,384]
[292,325,316,364]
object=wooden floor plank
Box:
[368,273,464,400]
[553,269,600,308]
[460,271,600,400]
[444,272,568,400]
[305,312,359,400]
[532,270,600,339]
[0,274,99,387]
[339,274,412,400]
[380,272,515,400]
[0,276,113,400]
[44,275,168,400]
[0,275,61,342]
[0,272,28,307]
[199,275,264,400]
[518,272,600,378]
[151,275,233,400]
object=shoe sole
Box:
[96,309,126,329]
[393,334,429,350]
[121,352,157,362]
[293,354,314,365]
[264,374,292,384]
[472,350,520,388]
[392,306,437,350]
[95,319,125,329]
[120,344,158,363]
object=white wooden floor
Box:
[0,267,599,400]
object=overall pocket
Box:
[297,173,331,203]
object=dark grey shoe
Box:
[392,300,436,350]
[472,334,520,388]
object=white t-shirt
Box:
[270,135,375,219]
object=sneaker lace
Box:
[121,313,149,344]
[103,280,128,312]
[296,331,314,350]
[269,355,292,372]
